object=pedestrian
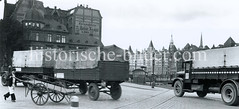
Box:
[3,68,16,102]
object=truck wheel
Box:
[1,73,7,86]
[196,91,207,98]
[79,82,88,95]
[221,83,239,106]
[88,83,99,101]
[110,83,122,100]
[174,80,184,97]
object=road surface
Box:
[0,80,238,109]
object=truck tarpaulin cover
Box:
[12,45,126,69]
[192,46,239,68]
[55,45,127,69]
[55,47,99,69]
[12,50,56,68]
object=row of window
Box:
[34,33,66,43]
[31,46,87,50]
[25,22,41,28]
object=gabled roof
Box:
[224,37,236,47]
[44,7,68,18]
[183,43,191,50]
[128,46,134,54]
[148,40,154,49]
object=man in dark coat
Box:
[3,68,16,102]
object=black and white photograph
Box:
[0,0,239,109]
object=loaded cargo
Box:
[172,46,239,106]
[1,45,129,105]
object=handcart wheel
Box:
[79,82,88,95]
[49,91,65,103]
[88,83,99,101]
[31,83,49,106]
[110,83,122,100]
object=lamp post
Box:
[151,52,155,88]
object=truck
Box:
[172,46,239,106]
[1,45,129,105]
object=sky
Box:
[1,0,239,50]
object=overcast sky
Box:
[1,0,239,50]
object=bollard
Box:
[70,96,79,109]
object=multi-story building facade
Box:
[128,36,178,77]
[129,35,239,80]
[3,0,103,50]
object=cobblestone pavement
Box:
[0,80,238,109]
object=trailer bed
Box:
[54,61,129,81]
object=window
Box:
[29,22,32,26]
[47,34,52,42]
[32,23,35,27]
[62,36,66,43]
[36,23,40,28]
[25,22,28,26]
[36,33,39,41]
[56,35,61,43]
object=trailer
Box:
[2,45,129,105]
[172,46,239,106]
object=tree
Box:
[0,18,24,69]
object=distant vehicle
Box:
[172,46,239,106]
[1,46,129,105]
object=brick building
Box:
[3,0,103,50]
[128,35,178,78]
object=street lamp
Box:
[152,52,155,88]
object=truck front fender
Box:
[171,77,184,87]
[220,79,239,96]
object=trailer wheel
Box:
[79,82,88,95]
[196,91,207,98]
[49,91,65,103]
[221,83,239,106]
[88,83,99,101]
[1,73,7,86]
[31,83,49,106]
[174,80,184,97]
[110,84,122,100]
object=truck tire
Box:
[110,83,122,100]
[1,73,7,86]
[174,80,184,97]
[196,91,207,98]
[221,83,239,106]
[79,82,88,95]
[88,83,99,101]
